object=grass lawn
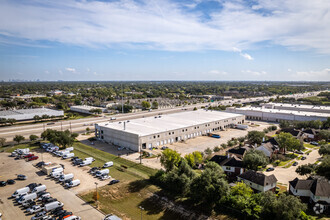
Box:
[1,142,40,153]
[283,161,294,168]
[72,142,186,219]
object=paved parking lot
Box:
[0,153,105,220]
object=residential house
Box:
[256,137,279,158]
[237,170,277,193]
[302,129,319,140]
[280,128,305,139]
[289,177,330,205]
[226,146,250,159]
[210,155,245,180]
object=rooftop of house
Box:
[210,155,244,168]
[290,177,330,197]
[238,170,277,186]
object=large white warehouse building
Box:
[95,110,245,151]
[0,108,64,121]
[226,106,330,122]
[261,103,330,114]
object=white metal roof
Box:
[237,107,330,117]
[0,108,64,120]
[97,110,244,136]
[70,105,106,111]
[265,103,330,111]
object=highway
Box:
[0,90,324,142]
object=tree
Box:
[141,101,151,109]
[247,131,265,145]
[318,130,330,142]
[41,114,49,120]
[190,162,229,209]
[0,137,6,147]
[259,192,307,220]
[193,107,197,111]
[316,155,330,179]
[204,147,212,157]
[90,108,102,114]
[213,146,221,152]
[152,101,159,109]
[243,150,269,170]
[33,115,41,122]
[184,151,203,168]
[13,135,25,144]
[160,149,181,171]
[276,132,300,154]
[319,144,330,156]
[295,164,315,177]
[322,117,330,129]
[29,134,38,142]
[226,182,262,219]
[7,118,16,125]
[279,120,291,129]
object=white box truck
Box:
[79,160,92,166]
[234,124,249,130]
[66,147,74,152]
[103,161,113,168]
[96,169,109,177]
[32,185,47,193]
[12,187,30,198]
[52,171,63,179]
[50,167,64,175]
[85,157,95,161]
[62,153,74,159]
[44,201,64,212]
[18,193,37,204]
[59,173,74,182]
[65,179,80,188]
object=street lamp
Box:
[95,182,98,208]
[139,206,144,220]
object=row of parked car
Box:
[10,148,39,161]
[47,166,81,188]
[11,183,80,219]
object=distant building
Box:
[0,108,64,121]
[237,170,277,193]
[10,94,46,100]
[262,103,330,114]
[226,146,251,159]
[70,105,107,114]
[226,106,330,122]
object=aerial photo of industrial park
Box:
[0,0,329,220]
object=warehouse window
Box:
[101,130,103,134]
[172,132,174,134]
[153,136,156,139]
[157,135,160,138]
[169,132,171,135]
[182,129,184,132]
[101,136,104,139]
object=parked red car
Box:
[28,156,39,161]
[23,154,34,158]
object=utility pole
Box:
[43,123,45,132]
[121,83,124,114]
[70,122,72,133]
[139,206,144,220]
[140,145,142,164]
[95,182,99,208]
[61,121,63,131]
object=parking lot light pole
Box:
[95,182,98,208]
[139,206,144,220]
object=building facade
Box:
[95,110,245,151]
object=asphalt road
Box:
[0,90,323,142]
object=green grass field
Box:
[1,142,40,153]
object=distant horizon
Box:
[1,80,330,83]
[0,0,329,81]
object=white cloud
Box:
[242,70,267,76]
[0,0,329,53]
[232,47,253,60]
[293,68,330,81]
[65,67,76,73]
[208,70,228,75]
[44,70,50,74]
[288,68,292,72]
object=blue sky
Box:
[0,0,329,81]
